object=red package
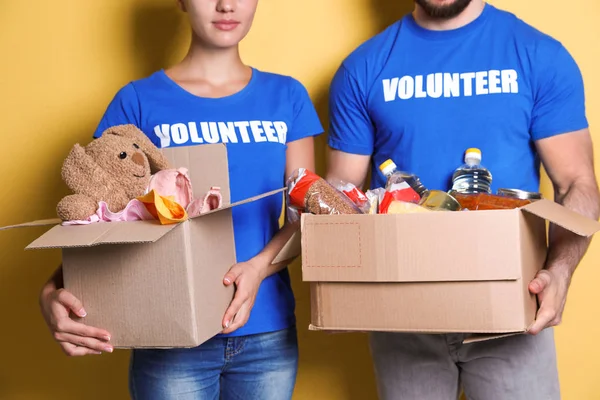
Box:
[286,168,362,222]
[379,181,420,214]
[288,169,320,210]
[330,179,370,213]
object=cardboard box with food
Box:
[290,148,600,341]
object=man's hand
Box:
[527,268,571,335]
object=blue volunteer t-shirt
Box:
[328,4,588,192]
[93,68,323,337]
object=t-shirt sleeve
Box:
[327,64,375,155]
[530,43,588,140]
[285,78,324,143]
[93,83,141,138]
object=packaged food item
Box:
[330,179,370,213]
[379,159,428,198]
[365,189,384,214]
[453,188,542,211]
[452,192,532,211]
[376,161,420,214]
[451,148,493,194]
[387,201,431,214]
[379,190,415,214]
[419,190,461,211]
[497,188,542,201]
[378,180,420,214]
[286,168,363,222]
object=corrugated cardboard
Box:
[302,200,600,340]
[6,143,298,348]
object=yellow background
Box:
[0,0,598,399]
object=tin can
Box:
[497,188,542,201]
[419,190,461,211]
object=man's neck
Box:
[413,0,485,31]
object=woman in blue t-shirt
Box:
[38,1,323,399]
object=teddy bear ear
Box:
[101,124,150,142]
[61,143,102,195]
[102,124,171,173]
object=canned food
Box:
[497,188,542,201]
[419,190,461,211]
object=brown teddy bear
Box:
[56,124,172,221]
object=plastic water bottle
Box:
[379,159,428,198]
[450,148,492,194]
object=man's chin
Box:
[414,0,473,19]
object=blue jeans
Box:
[129,327,298,400]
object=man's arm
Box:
[326,148,371,189]
[528,128,600,334]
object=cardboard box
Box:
[6,144,298,348]
[301,200,600,341]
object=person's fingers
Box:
[53,316,111,342]
[55,332,113,353]
[222,303,250,334]
[55,289,87,317]
[60,342,102,357]
[528,270,553,295]
[527,306,557,335]
[528,283,559,335]
[224,264,244,286]
[222,289,248,329]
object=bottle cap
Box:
[379,159,397,176]
[465,148,482,163]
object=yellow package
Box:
[387,200,431,214]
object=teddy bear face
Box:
[85,134,152,198]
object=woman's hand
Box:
[39,280,113,356]
[221,259,266,334]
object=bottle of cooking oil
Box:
[450,148,492,194]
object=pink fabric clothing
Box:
[187,187,223,218]
[147,168,193,209]
[61,168,223,225]
[61,199,155,225]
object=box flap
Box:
[24,187,286,250]
[518,212,546,331]
[161,143,231,204]
[0,218,61,231]
[273,230,301,265]
[307,325,525,344]
[192,187,299,265]
[521,199,600,237]
[26,220,178,249]
[462,332,523,344]
[191,187,286,219]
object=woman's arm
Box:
[221,136,315,333]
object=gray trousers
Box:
[369,328,560,400]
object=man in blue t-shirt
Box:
[327,1,599,399]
